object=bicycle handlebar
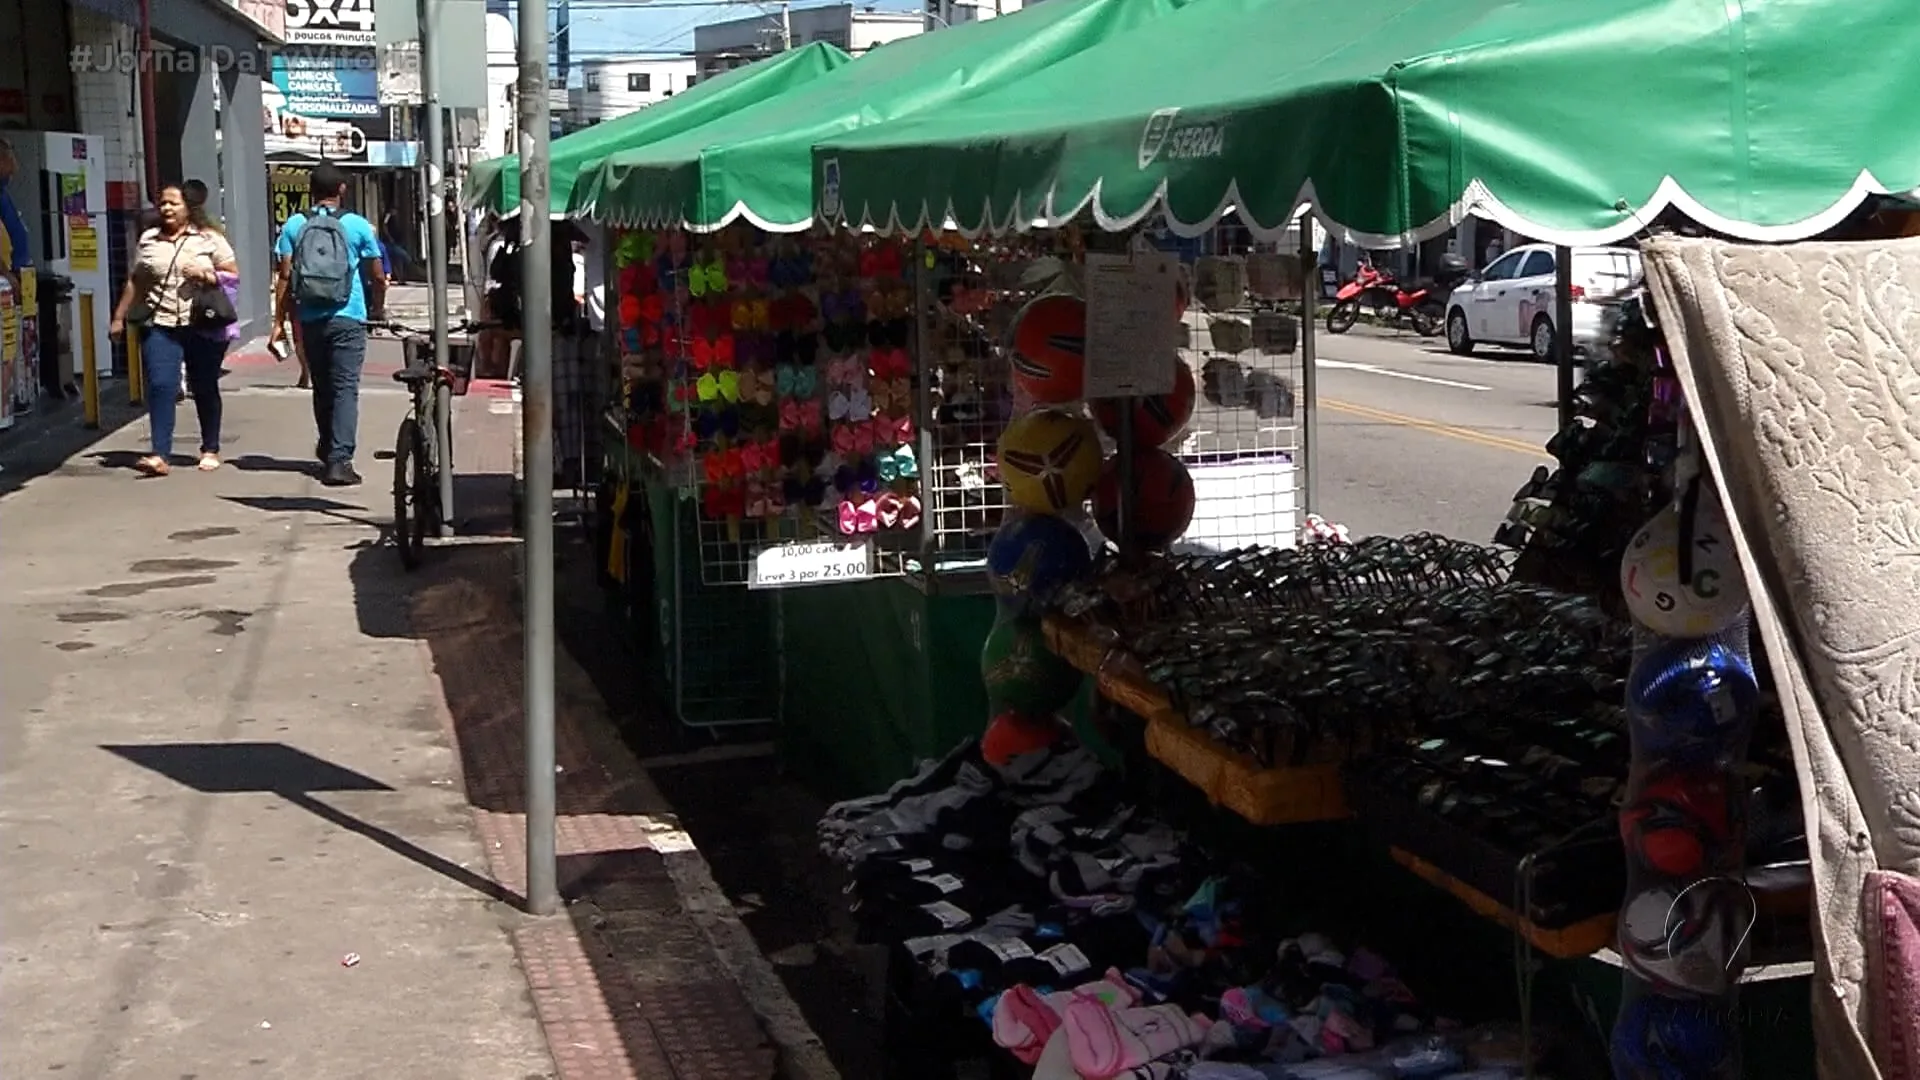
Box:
[372,318,503,337]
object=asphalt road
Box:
[1307,328,1557,541]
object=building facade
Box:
[693,3,922,82]
[478,11,517,160]
[568,58,697,129]
[924,0,1038,30]
[0,0,281,388]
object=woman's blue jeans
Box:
[141,324,227,459]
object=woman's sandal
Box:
[135,455,170,477]
[197,452,221,472]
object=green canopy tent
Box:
[813,0,1920,247]
[460,41,852,217]
[568,0,1196,231]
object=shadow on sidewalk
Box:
[101,741,517,906]
[0,396,145,500]
[336,524,783,1077]
[222,494,390,534]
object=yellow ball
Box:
[996,408,1102,514]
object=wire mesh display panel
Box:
[917,232,1072,579]
[608,225,925,586]
[609,217,1313,590]
[1172,222,1309,557]
[913,214,1311,585]
[660,488,782,729]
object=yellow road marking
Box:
[1321,397,1548,458]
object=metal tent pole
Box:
[418,0,455,534]
[517,0,559,918]
[1297,213,1319,517]
[1554,246,1575,431]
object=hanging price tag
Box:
[748,540,872,590]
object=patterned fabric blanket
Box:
[1642,236,1920,1080]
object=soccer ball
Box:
[981,708,1070,768]
[1611,992,1735,1077]
[1091,362,1196,448]
[1619,881,1749,997]
[987,512,1095,617]
[996,409,1103,514]
[1010,294,1087,404]
[1626,638,1759,763]
[1619,767,1738,878]
[1093,448,1196,550]
[979,617,1084,715]
[1620,495,1747,639]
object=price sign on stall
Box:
[1082,252,1180,399]
[748,540,873,589]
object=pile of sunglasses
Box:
[1354,723,1630,855]
[1346,726,1632,927]
[1497,294,1680,600]
[1055,534,1515,631]
[1119,578,1630,767]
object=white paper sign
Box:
[748,540,873,589]
[1083,252,1180,399]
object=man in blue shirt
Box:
[271,164,386,487]
[0,137,33,293]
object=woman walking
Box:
[109,183,239,476]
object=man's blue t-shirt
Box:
[0,178,32,272]
[274,207,382,323]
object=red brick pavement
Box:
[410,523,783,1076]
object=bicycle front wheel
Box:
[394,417,429,570]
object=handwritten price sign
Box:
[748,540,872,590]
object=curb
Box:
[503,553,842,1080]
[652,830,844,1080]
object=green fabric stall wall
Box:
[778,578,1102,798]
[777,580,991,796]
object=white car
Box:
[1444,244,1641,360]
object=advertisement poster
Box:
[266,0,387,163]
[69,226,99,273]
[59,173,87,226]
[284,0,376,46]
[269,168,312,226]
[0,282,13,429]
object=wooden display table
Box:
[1042,614,1349,826]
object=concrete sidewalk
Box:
[0,346,816,1079]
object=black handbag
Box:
[191,283,237,329]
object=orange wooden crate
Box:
[1389,847,1615,959]
[1045,615,1349,825]
[1144,716,1349,825]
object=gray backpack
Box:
[291,208,354,307]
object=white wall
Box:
[481,12,516,159]
[572,58,696,125]
[68,9,145,202]
[849,13,923,52]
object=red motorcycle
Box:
[1324,256,1460,338]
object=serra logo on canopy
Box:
[1137,108,1225,169]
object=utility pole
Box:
[416,0,456,534]
[516,0,560,919]
[780,1,792,49]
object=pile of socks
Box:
[818,736,1106,869]
[984,917,1515,1079]
[822,741,1526,1079]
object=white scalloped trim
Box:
[835,169,1903,248]
[570,192,815,234]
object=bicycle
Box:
[371,318,492,570]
